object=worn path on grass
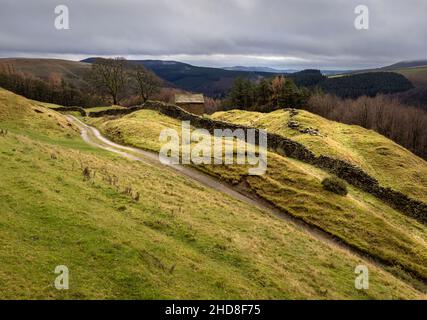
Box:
[66,115,426,292]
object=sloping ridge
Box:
[383,60,427,70]
[0,90,427,298]
[89,101,427,225]
[68,115,427,287]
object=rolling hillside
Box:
[0,58,415,102]
[0,58,90,87]
[83,58,275,97]
[320,72,413,98]
[0,57,278,98]
[126,61,414,99]
[87,106,427,288]
[81,58,326,96]
[341,60,427,108]
[383,60,427,70]
[212,109,427,202]
[377,61,427,108]
[3,88,425,299]
[378,63,427,109]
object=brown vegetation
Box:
[306,93,427,159]
[87,57,128,105]
[0,57,164,107]
[130,65,161,103]
[322,177,348,196]
[88,58,163,106]
[0,63,102,106]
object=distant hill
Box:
[223,66,352,76]
[382,60,427,70]
[320,72,414,98]
[222,66,297,73]
[323,61,426,105]
[0,58,90,87]
[1,57,415,101]
[373,60,427,109]
[83,58,338,97]
[321,69,354,76]
[83,58,277,97]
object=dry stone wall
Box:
[89,101,427,224]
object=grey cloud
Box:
[0,0,426,69]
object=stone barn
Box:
[174,94,205,115]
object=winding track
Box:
[66,115,426,292]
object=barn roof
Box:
[175,94,204,104]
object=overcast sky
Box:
[0,0,426,69]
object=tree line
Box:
[87,57,162,106]
[234,70,413,100]
[222,70,414,113]
[319,72,414,99]
[222,73,426,160]
[305,93,427,160]
[0,64,102,107]
[0,58,162,107]
[223,75,310,112]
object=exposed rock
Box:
[288,120,300,129]
[289,108,299,117]
[301,127,320,136]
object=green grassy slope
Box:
[89,109,427,284]
[212,109,427,203]
[2,88,423,299]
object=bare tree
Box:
[408,109,425,150]
[130,65,161,103]
[305,93,427,160]
[89,57,128,105]
[270,75,285,106]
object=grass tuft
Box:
[322,176,348,196]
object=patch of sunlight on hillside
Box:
[212,109,427,203]
[90,109,427,284]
